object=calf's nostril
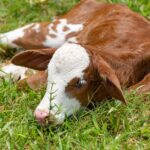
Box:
[34,109,49,124]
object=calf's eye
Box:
[76,79,86,88]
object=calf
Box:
[1,0,150,125]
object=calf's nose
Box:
[34,109,49,124]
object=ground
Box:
[0,0,150,149]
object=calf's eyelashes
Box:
[76,79,87,88]
[68,77,87,89]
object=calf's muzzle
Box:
[34,109,50,125]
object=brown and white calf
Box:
[1,0,150,125]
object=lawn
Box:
[0,0,150,149]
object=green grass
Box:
[0,0,150,149]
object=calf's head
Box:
[12,43,126,125]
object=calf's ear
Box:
[93,55,127,104]
[11,48,56,70]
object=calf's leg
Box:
[128,73,150,94]
[0,63,35,82]
[0,22,50,50]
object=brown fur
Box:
[11,0,150,104]
[14,22,50,49]
[63,26,70,32]
[77,3,150,89]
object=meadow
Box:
[0,0,150,149]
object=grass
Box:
[0,0,150,149]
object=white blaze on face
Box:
[0,24,34,48]
[35,43,90,124]
[43,19,83,48]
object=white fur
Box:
[43,19,83,48]
[0,24,34,48]
[67,37,78,43]
[0,64,28,81]
[35,43,90,124]
[32,24,40,32]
